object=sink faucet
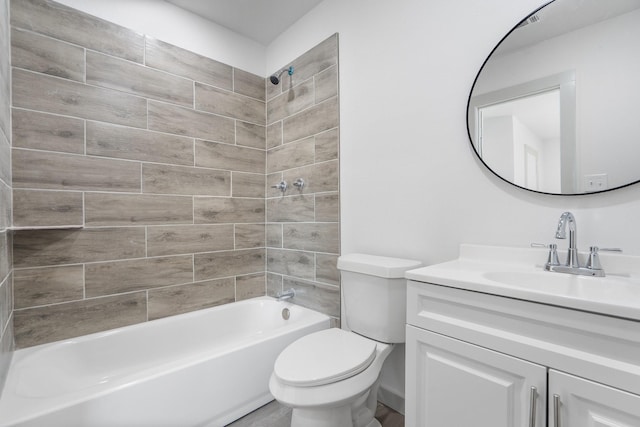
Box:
[555,211,579,268]
[542,212,620,277]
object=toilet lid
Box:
[274,328,377,387]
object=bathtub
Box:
[0,297,330,427]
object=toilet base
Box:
[290,404,381,427]
[290,405,352,427]
[289,382,380,427]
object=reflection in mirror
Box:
[467,0,640,195]
[481,91,559,193]
[470,71,575,193]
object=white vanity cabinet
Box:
[548,370,640,427]
[406,326,546,426]
[405,281,640,427]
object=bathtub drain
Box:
[282,308,290,320]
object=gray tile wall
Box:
[9,0,268,348]
[265,35,341,323]
[7,0,340,349]
[0,0,13,392]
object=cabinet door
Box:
[406,326,546,427]
[549,370,640,427]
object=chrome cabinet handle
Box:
[553,394,561,427]
[529,386,538,427]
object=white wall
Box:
[267,0,640,263]
[483,116,515,183]
[512,117,540,190]
[536,134,561,194]
[55,0,266,75]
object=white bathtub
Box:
[0,297,330,427]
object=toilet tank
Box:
[337,254,422,343]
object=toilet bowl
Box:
[269,254,422,427]
[269,328,393,427]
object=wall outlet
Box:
[584,173,608,192]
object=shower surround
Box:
[7,0,339,349]
[265,35,340,322]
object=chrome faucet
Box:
[275,288,295,301]
[541,212,621,277]
[555,211,579,268]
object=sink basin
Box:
[405,244,640,321]
[482,271,640,305]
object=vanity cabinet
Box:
[405,281,640,427]
[406,326,546,426]
[549,370,640,427]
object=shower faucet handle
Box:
[271,181,287,193]
[293,178,305,190]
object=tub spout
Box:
[275,288,295,301]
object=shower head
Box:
[269,66,294,85]
[269,74,281,85]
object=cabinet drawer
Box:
[407,280,640,395]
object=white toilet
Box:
[269,253,422,427]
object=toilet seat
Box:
[274,328,377,387]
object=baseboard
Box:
[378,385,404,415]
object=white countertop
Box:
[405,244,640,321]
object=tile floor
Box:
[226,400,404,427]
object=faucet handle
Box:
[597,247,623,253]
[531,243,560,267]
[586,246,622,271]
[292,178,305,190]
[271,181,288,193]
[546,243,560,267]
[531,243,551,248]
[586,246,603,270]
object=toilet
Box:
[269,253,422,427]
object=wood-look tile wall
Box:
[265,35,341,323]
[9,0,269,348]
[5,0,341,349]
[0,0,14,390]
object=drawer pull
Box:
[529,386,538,427]
[553,394,562,427]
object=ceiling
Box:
[166,0,324,45]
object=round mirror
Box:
[467,0,640,195]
